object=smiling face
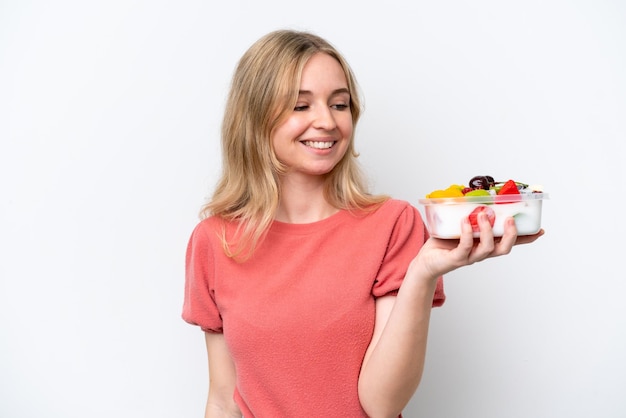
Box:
[271,53,353,182]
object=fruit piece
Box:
[497,179,521,195]
[465,189,490,197]
[469,175,491,190]
[427,190,448,198]
[426,184,465,198]
[447,184,466,193]
[468,206,496,232]
[496,179,522,204]
[495,180,528,192]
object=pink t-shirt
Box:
[183,199,445,417]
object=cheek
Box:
[345,123,354,138]
[339,117,354,139]
[273,118,306,143]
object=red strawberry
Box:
[497,179,521,195]
[468,206,496,232]
[497,179,522,203]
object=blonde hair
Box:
[203,29,388,259]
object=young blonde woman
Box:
[183,29,543,418]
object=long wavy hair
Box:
[202,29,388,259]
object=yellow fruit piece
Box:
[427,184,465,198]
[426,190,446,198]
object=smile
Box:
[302,140,336,149]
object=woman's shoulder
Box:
[372,198,417,218]
[352,198,422,230]
[196,214,225,227]
[189,215,231,242]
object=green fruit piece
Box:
[465,189,491,197]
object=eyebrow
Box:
[298,88,350,96]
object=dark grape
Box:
[469,175,491,190]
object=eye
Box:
[331,103,349,110]
[294,105,309,111]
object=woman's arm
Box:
[358,215,543,418]
[203,332,241,418]
[357,269,436,418]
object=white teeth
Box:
[303,141,334,149]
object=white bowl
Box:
[418,193,548,239]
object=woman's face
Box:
[271,53,353,181]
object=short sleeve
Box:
[182,221,224,332]
[372,204,446,307]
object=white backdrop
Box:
[1,1,625,417]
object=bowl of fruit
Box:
[418,175,548,239]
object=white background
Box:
[1,1,625,417]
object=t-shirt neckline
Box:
[270,209,354,235]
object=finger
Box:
[456,217,476,255]
[494,217,518,255]
[471,212,496,260]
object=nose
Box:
[312,105,337,130]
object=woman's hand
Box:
[415,212,544,279]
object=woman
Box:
[183,29,543,418]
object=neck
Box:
[274,175,338,223]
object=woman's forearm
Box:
[358,262,439,418]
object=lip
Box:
[299,136,338,143]
[299,138,338,151]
